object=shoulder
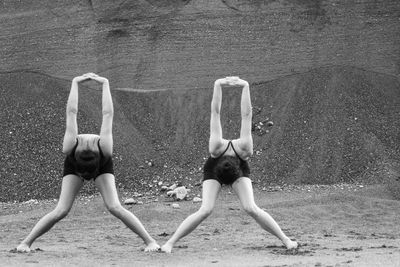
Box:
[231,139,252,160]
[210,139,230,158]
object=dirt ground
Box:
[1,184,399,267]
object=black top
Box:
[203,141,250,185]
[63,139,114,180]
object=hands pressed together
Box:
[215,76,248,87]
[73,73,108,84]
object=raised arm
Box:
[237,78,253,157]
[209,78,229,156]
[88,74,113,157]
[62,74,90,154]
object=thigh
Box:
[57,174,84,209]
[201,179,222,210]
[94,173,120,206]
[231,177,255,207]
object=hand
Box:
[72,74,91,83]
[215,77,248,87]
[214,77,232,86]
[225,76,240,85]
[85,73,109,84]
[227,76,248,87]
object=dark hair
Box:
[74,150,100,178]
[215,156,241,184]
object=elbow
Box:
[242,109,252,119]
[211,103,221,115]
[211,108,220,115]
[66,107,78,115]
[102,109,114,117]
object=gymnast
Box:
[16,73,160,252]
[161,77,298,253]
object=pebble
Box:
[168,184,177,191]
[124,198,137,205]
[193,197,202,203]
[161,185,169,191]
[172,203,180,209]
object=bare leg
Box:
[161,179,221,253]
[16,175,83,252]
[95,174,160,252]
[232,177,298,249]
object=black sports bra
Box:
[217,141,245,161]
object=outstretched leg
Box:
[17,175,83,252]
[95,173,159,252]
[232,177,298,249]
[161,179,221,253]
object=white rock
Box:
[168,184,177,190]
[124,198,137,205]
[174,186,188,200]
[192,197,202,203]
[172,203,180,209]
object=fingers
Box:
[76,73,108,83]
[72,75,90,83]
[215,76,248,86]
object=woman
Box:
[161,77,298,253]
[16,73,159,252]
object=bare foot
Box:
[160,243,173,253]
[283,239,298,250]
[144,241,160,252]
[16,243,31,253]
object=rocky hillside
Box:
[1,0,400,201]
[1,67,399,201]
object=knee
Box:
[106,203,125,217]
[242,203,259,217]
[198,206,213,219]
[53,207,70,221]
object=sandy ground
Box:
[1,184,399,267]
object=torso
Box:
[63,134,114,180]
[75,134,101,154]
[211,139,250,161]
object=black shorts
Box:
[203,156,250,185]
[63,155,114,180]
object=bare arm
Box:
[237,78,253,157]
[209,78,230,156]
[88,74,113,157]
[62,75,90,154]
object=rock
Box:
[174,186,189,200]
[124,198,137,205]
[167,186,189,200]
[168,184,177,190]
[192,197,202,203]
[161,185,169,191]
[172,203,180,209]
